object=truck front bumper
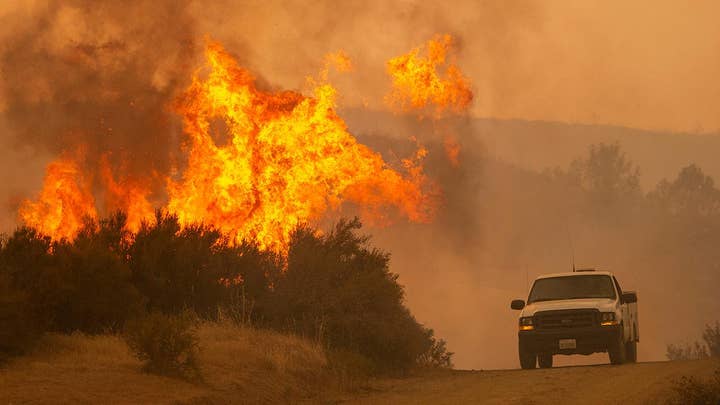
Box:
[519,325,622,355]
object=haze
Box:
[1,0,718,370]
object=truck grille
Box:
[534,309,598,330]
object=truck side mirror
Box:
[511,299,526,310]
[621,292,637,304]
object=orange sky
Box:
[188,0,720,134]
[1,1,719,134]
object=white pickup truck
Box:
[510,270,638,369]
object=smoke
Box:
[1,0,719,370]
[0,0,542,219]
[0,0,198,209]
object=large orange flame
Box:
[20,41,437,252]
[167,41,435,252]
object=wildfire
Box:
[386,34,472,166]
[99,156,155,233]
[19,152,98,241]
[386,34,472,116]
[443,134,461,168]
[20,40,437,252]
[167,41,434,252]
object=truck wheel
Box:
[538,353,553,368]
[608,333,627,365]
[625,340,637,363]
[519,344,536,369]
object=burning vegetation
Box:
[167,41,434,252]
[1,30,462,379]
[386,34,473,116]
[19,40,441,252]
[386,34,472,167]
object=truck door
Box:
[613,276,632,340]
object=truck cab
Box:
[510,270,638,369]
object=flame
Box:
[443,134,461,168]
[322,51,353,77]
[19,40,437,250]
[167,41,435,252]
[386,34,473,165]
[99,156,155,233]
[386,34,473,116]
[19,152,98,241]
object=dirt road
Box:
[343,360,718,405]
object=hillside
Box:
[343,109,720,190]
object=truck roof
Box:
[535,271,614,280]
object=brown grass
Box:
[0,323,334,404]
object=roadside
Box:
[341,360,719,405]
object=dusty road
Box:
[343,360,718,405]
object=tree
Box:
[568,143,641,205]
[266,218,447,372]
[650,164,720,217]
[703,322,720,358]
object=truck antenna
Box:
[525,265,529,290]
[566,222,576,272]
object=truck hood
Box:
[521,298,617,317]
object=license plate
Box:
[559,339,577,349]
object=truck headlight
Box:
[519,317,534,331]
[600,312,619,326]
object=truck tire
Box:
[625,340,637,363]
[538,353,553,368]
[608,332,627,365]
[519,344,536,369]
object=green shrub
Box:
[123,311,200,379]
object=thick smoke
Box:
[0,0,198,209]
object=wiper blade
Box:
[529,298,560,303]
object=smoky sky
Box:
[0,0,198,199]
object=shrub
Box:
[417,329,454,369]
[130,211,272,318]
[325,349,374,391]
[266,218,453,373]
[667,342,709,361]
[666,367,720,405]
[666,321,720,361]
[703,322,720,358]
[4,212,452,375]
[0,273,42,360]
[123,311,200,379]
[49,215,144,333]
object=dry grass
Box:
[0,323,334,404]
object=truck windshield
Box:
[528,275,616,303]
